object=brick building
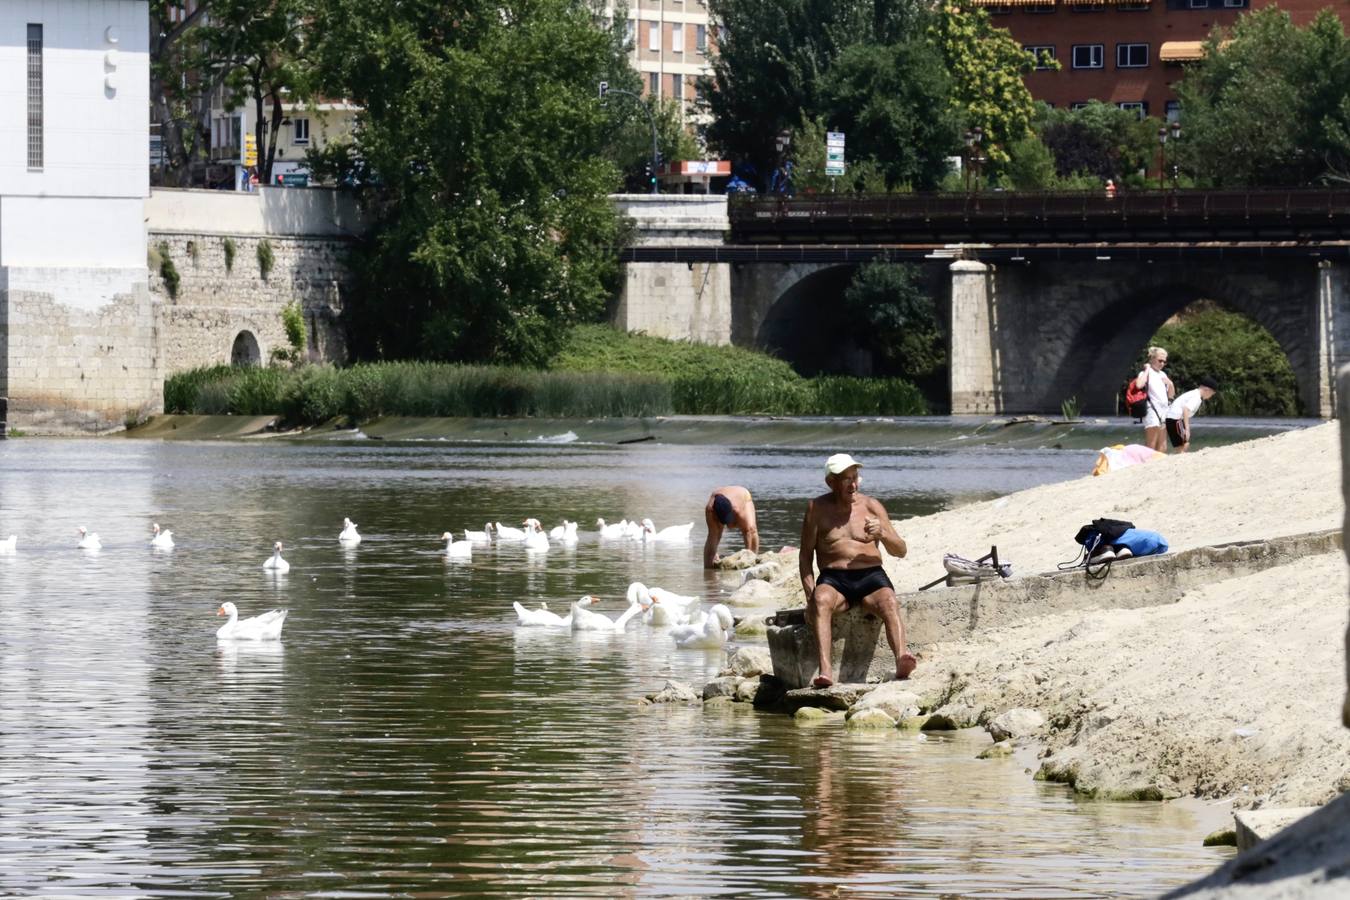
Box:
[979,0,1333,119]
[599,0,715,118]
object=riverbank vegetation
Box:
[164,327,929,423]
[1147,302,1301,417]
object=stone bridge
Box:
[617,193,1350,417]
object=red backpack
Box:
[1123,379,1148,420]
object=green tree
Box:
[933,3,1039,169]
[1003,134,1056,190]
[1176,8,1350,187]
[1147,303,1300,417]
[842,261,946,381]
[150,1,228,186]
[819,39,959,189]
[208,0,313,185]
[1037,101,1156,183]
[309,0,624,366]
[789,116,889,193]
[702,0,902,186]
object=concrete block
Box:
[1233,807,1321,852]
[767,605,882,689]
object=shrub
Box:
[281,301,307,357]
[223,237,237,273]
[257,239,275,280]
[158,243,180,300]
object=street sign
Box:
[276,172,309,187]
[825,131,845,176]
[243,133,258,167]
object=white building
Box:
[0,1,155,433]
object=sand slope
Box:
[906,552,1350,808]
[884,422,1341,589]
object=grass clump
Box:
[162,327,929,423]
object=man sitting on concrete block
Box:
[799,453,917,687]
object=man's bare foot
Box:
[895,653,917,680]
[812,674,834,689]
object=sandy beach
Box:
[752,422,1350,810]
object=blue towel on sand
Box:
[1113,528,1168,557]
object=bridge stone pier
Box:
[949,256,1350,417]
[611,195,731,344]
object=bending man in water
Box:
[799,454,916,687]
[703,485,759,568]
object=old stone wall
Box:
[149,232,351,372]
[1,267,158,433]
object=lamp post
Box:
[1168,120,1181,190]
[964,126,984,194]
[599,81,660,195]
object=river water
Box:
[0,432,1242,897]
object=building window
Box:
[1222,0,1245,6]
[1069,3,1105,11]
[1070,102,1091,110]
[1025,45,1057,70]
[648,71,659,97]
[1116,43,1149,68]
[1165,100,1181,123]
[672,74,683,100]
[1118,0,1150,8]
[1118,101,1148,118]
[624,18,635,48]
[26,24,42,171]
[1188,0,1208,8]
[293,117,310,145]
[1072,44,1104,69]
[696,24,707,52]
[1027,4,1055,12]
[672,23,683,53]
[648,20,660,51]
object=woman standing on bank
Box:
[1135,346,1175,453]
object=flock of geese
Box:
[512,582,736,650]
[4,515,724,649]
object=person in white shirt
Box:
[1165,377,1220,453]
[1134,346,1175,453]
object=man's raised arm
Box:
[799,500,818,600]
[871,499,907,558]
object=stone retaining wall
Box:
[149,232,351,372]
[894,528,1341,654]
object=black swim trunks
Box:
[711,493,736,525]
[1165,418,1187,448]
[816,566,894,606]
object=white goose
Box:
[512,601,571,627]
[670,604,734,649]
[0,535,15,553]
[216,601,288,640]
[622,519,646,540]
[465,524,492,543]
[263,541,290,573]
[595,518,628,540]
[569,595,647,632]
[494,521,527,542]
[150,523,175,549]
[640,584,701,626]
[549,520,579,543]
[339,517,362,544]
[77,527,102,551]
[440,531,473,559]
[642,518,695,543]
[522,519,551,553]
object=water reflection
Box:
[0,438,1230,896]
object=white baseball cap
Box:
[825,453,862,475]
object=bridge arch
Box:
[1028,259,1318,415]
[230,330,262,367]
